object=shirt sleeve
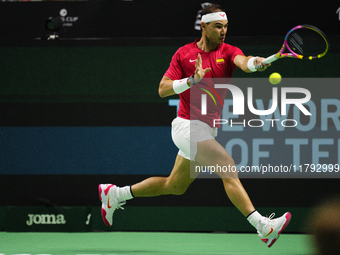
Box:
[164,48,184,81]
[226,45,244,72]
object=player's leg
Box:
[99,154,198,226]
[99,117,198,226]
[195,138,255,216]
[195,138,291,247]
[131,154,198,197]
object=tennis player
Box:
[99,3,291,248]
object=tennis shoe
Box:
[257,212,291,248]
[98,184,126,227]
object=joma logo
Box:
[26,214,66,226]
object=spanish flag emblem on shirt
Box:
[216,58,224,64]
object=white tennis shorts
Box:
[171,117,218,161]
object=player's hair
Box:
[201,3,225,16]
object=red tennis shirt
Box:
[164,39,244,127]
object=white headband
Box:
[201,12,228,23]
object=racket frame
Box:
[262,24,329,64]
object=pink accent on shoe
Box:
[278,212,292,235]
[267,238,278,248]
[267,212,292,248]
[101,207,111,226]
[261,238,268,243]
[104,184,114,196]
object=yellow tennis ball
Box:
[269,72,282,85]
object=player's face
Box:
[205,20,228,45]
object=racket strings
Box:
[289,33,304,55]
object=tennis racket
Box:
[262,24,329,64]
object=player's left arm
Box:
[233,55,269,73]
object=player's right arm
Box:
[234,55,269,72]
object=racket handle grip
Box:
[262,54,278,64]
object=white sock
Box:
[247,211,263,231]
[117,186,134,202]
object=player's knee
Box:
[165,178,188,195]
[169,183,188,195]
[172,185,188,195]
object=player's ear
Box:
[201,22,206,31]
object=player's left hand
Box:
[193,53,211,83]
[254,57,271,72]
